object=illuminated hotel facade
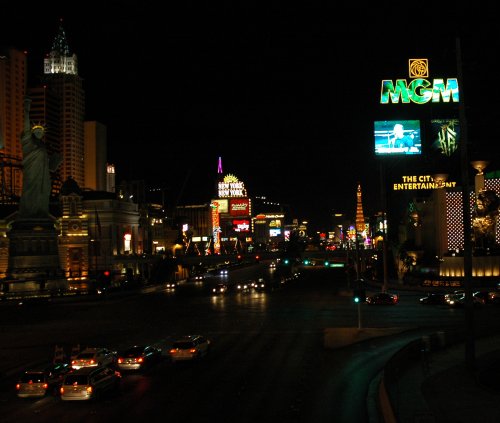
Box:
[0,47,26,201]
[42,23,85,188]
[213,173,252,254]
[375,57,497,282]
[440,175,500,278]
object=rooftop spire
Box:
[51,19,71,56]
[44,19,78,75]
[217,156,223,174]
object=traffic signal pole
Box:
[353,285,365,330]
[357,301,362,330]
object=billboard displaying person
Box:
[374,120,422,156]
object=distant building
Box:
[173,204,213,256]
[42,23,85,188]
[106,163,116,193]
[0,47,26,201]
[252,213,285,248]
[58,178,143,282]
[215,172,252,254]
[84,121,107,191]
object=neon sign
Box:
[211,202,221,254]
[218,174,247,198]
[380,58,459,105]
[393,175,457,191]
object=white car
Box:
[71,347,117,369]
[169,335,210,362]
[16,363,72,398]
[60,366,121,401]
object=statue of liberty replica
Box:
[5,97,66,292]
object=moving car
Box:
[71,347,117,370]
[116,345,162,371]
[419,292,447,305]
[16,362,72,398]
[212,283,228,295]
[169,335,210,362]
[444,290,464,305]
[446,291,484,308]
[366,292,398,305]
[487,284,500,304]
[254,278,268,292]
[235,282,252,293]
[60,366,121,401]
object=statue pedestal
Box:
[4,218,67,292]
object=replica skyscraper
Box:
[41,22,85,188]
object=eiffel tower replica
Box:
[355,183,366,236]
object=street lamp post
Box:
[380,161,389,292]
[456,36,475,371]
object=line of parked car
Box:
[419,288,500,307]
[16,335,211,401]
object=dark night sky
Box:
[2,2,500,231]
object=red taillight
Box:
[42,383,48,389]
[189,348,197,354]
[137,358,143,363]
[60,387,64,395]
[16,384,20,390]
[117,358,123,364]
[86,386,92,394]
[169,349,177,354]
[90,359,95,365]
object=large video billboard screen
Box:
[374,120,422,156]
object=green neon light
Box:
[380,78,459,104]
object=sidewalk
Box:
[381,333,500,423]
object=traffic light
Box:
[102,270,112,285]
[283,258,289,265]
[353,288,365,303]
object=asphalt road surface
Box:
[1,266,498,422]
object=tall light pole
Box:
[456,36,475,371]
[380,162,389,293]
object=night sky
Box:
[2,2,500,231]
